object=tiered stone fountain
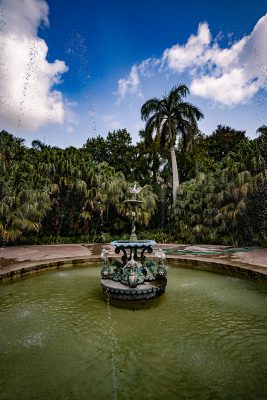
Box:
[101,183,167,301]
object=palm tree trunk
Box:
[170,146,179,207]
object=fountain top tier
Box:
[124,182,144,241]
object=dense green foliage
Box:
[1,87,267,246]
[0,130,157,244]
[175,132,267,246]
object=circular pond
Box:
[0,264,266,400]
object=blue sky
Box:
[1,0,267,147]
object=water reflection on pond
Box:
[0,265,266,400]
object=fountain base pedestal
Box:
[101,278,167,301]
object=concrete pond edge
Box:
[0,254,266,284]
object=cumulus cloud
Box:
[117,14,267,106]
[0,0,68,131]
[116,58,162,99]
[116,65,141,99]
[163,22,211,72]
[190,69,259,106]
[164,15,267,106]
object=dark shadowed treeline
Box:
[1,124,267,246]
[0,130,156,245]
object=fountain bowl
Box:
[110,239,156,248]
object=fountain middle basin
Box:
[0,264,266,400]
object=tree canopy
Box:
[1,109,267,247]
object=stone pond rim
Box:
[0,244,266,284]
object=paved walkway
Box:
[0,243,267,281]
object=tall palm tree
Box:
[141,84,204,206]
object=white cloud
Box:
[181,15,267,106]
[117,14,267,106]
[1,0,49,37]
[190,69,259,106]
[116,65,141,99]
[0,0,68,131]
[198,15,266,105]
[163,22,211,72]
[138,58,159,78]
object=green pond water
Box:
[0,265,267,400]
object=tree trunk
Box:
[170,146,179,207]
